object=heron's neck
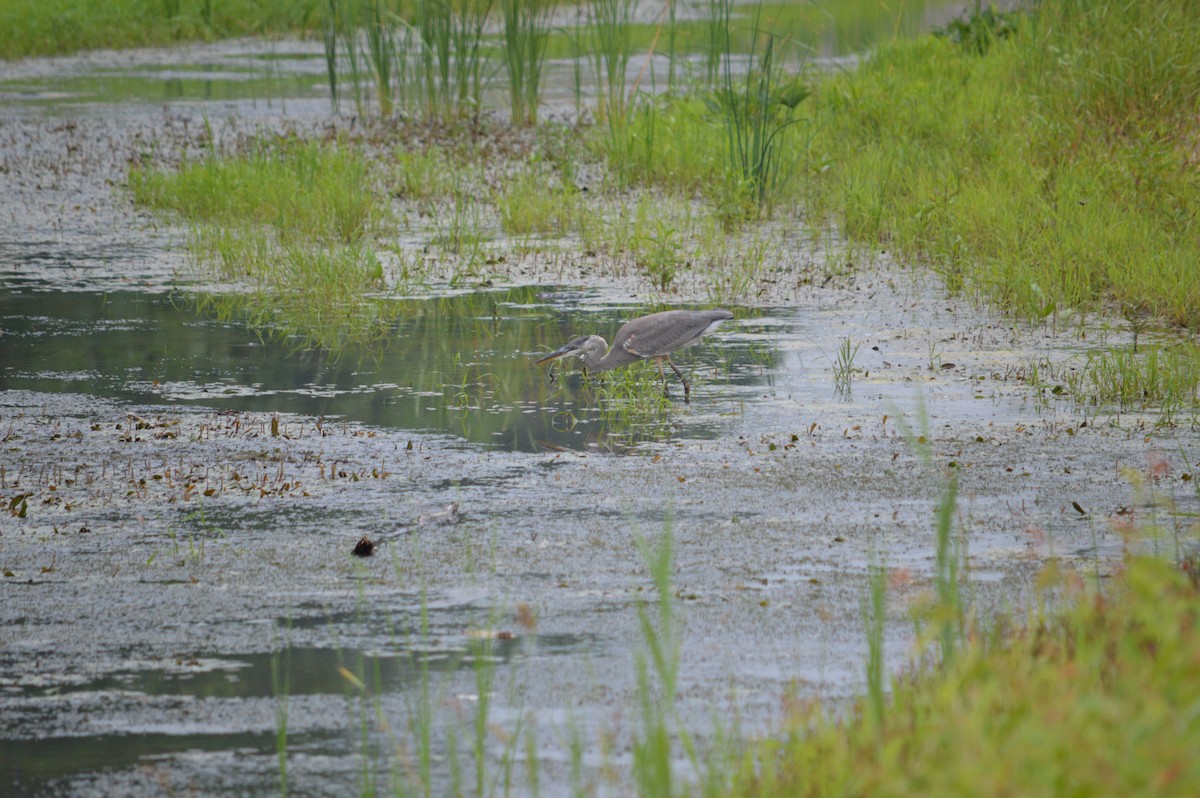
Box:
[581,338,617,372]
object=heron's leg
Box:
[666,358,691,401]
[653,357,670,397]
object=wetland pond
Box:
[3,20,1198,798]
[0,287,774,453]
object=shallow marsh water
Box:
[3,25,1199,798]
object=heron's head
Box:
[534,335,607,366]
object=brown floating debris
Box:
[352,536,375,557]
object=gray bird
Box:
[535,309,734,400]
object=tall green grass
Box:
[320,0,493,120]
[799,0,1200,331]
[500,0,553,125]
[588,0,639,129]
[713,11,808,220]
[416,0,494,121]
[361,0,402,118]
[321,0,416,117]
[632,523,687,797]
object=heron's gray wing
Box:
[614,310,733,358]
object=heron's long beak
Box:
[533,341,581,365]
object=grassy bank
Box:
[798,0,1200,331]
[728,553,1200,797]
[0,0,323,60]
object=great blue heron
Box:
[535,309,734,400]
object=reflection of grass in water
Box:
[187,228,399,352]
[192,289,401,354]
[593,361,674,421]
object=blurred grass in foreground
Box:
[729,552,1200,797]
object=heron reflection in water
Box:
[535,309,734,400]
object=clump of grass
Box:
[129,137,384,243]
[634,219,684,293]
[321,0,422,117]
[415,0,493,121]
[500,0,553,125]
[729,553,1200,797]
[391,144,463,203]
[703,0,734,87]
[1025,342,1200,422]
[319,0,494,121]
[1078,345,1200,418]
[712,10,808,222]
[360,0,403,117]
[830,336,861,396]
[588,0,639,127]
[494,168,580,238]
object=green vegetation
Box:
[320,0,495,119]
[131,137,396,349]
[728,553,1200,797]
[93,1,1200,792]
[1022,340,1200,423]
[714,7,809,219]
[494,168,580,238]
[0,0,321,60]
[799,0,1200,330]
[129,138,383,243]
[500,0,553,125]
